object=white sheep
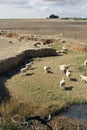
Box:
[65,64,71,70]
[60,77,65,89]
[58,49,66,53]
[80,74,87,82]
[26,62,33,69]
[44,66,51,73]
[21,66,29,73]
[66,69,71,79]
[84,60,87,66]
[33,43,38,47]
[59,64,70,73]
[59,65,66,73]
[62,46,68,51]
[44,114,52,122]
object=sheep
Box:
[84,60,87,66]
[57,49,67,54]
[20,66,29,73]
[44,114,52,122]
[62,46,68,51]
[44,66,51,73]
[59,64,70,73]
[60,77,65,89]
[61,40,66,43]
[59,65,66,73]
[26,62,33,69]
[59,50,66,53]
[33,43,38,47]
[66,69,71,79]
[80,74,87,82]
[64,64,71,70]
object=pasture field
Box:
[4,44,87,118]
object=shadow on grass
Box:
[25,73,34,76]
[65,86,73,91]
[0,77,11,103]
[48,71,54,74]
[30,67,37,70]
[70,78,77,82]
[0,58,34,103]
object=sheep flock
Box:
[20,45,87,90]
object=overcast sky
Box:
[0,0,87,18]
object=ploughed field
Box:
[0,19,87,42]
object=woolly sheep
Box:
[21,66,29,73]
[59,65,66,73]
[59,64,70,73]
[26,62,33,69]
[80,74,87,82]
[62,46,68,51]
[44,66,51,73]
[60,77,65,89]
[44,114,52,122]
[84,60,87,66]
[66,69,71,79]
[58,49,66,53]
[64,64,71,70]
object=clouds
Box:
[44,0,66,5]
[43,0,82,6]
[0,0,86,18]
[0,0,32,8]
[0,0,28,5]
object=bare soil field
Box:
[0,19,87,42]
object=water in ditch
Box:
[60,104,87,129]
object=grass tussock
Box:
[74,55,87,75]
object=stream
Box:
[60,105,87,129]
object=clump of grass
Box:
[0,99,36,120]
[52,44,62,51]
[74,55,87,75]
[1,121,21,130]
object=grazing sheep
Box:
[62,46,68,51]
[66,69,71,79]
[59,49,66,53]
[59,65,66,73]
[61,40,66,43]
[33,43,37,47]
[21,66,29,73]
[26,62,33,69]
[56,50,64,56]
[64,64,71,70]
[44,66,51,73]
[80,74,87,82]
[44,114,52,122]
[33,42,42,47]
[60,77,65,89]
[84,60,87,66]
[59,64,70,73]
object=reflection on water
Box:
[61,105,87,128]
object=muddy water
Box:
[60,105,87,128]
